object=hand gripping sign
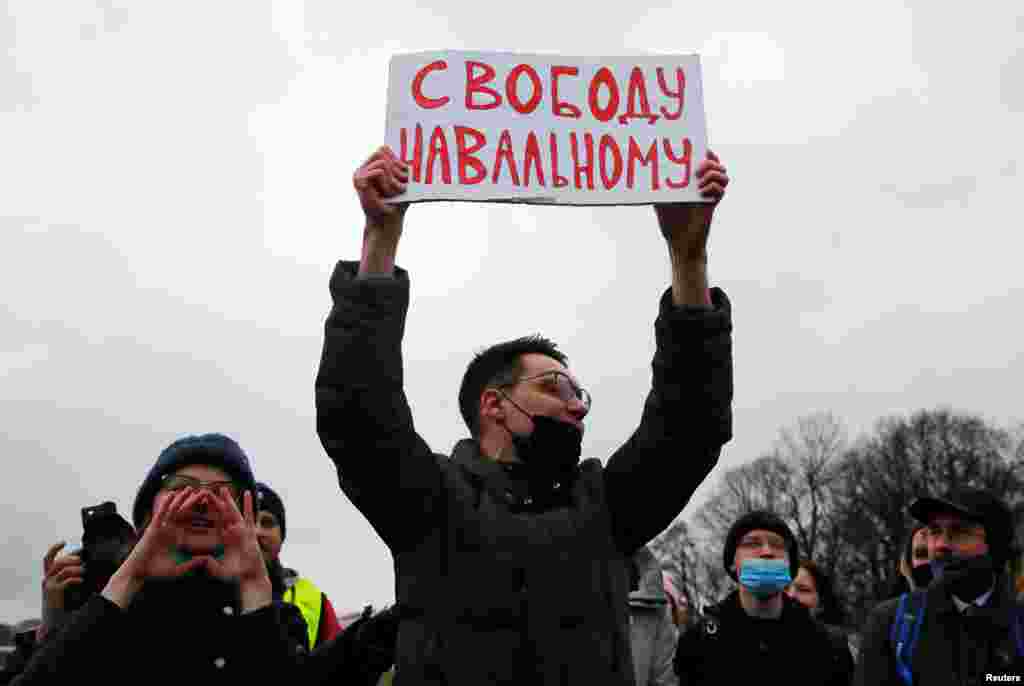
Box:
[385,51,709,205]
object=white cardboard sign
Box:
[385,51,708,205]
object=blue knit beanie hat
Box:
[132,433,256,528]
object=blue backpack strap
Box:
[890,591,927,686]
[889,593,908,648]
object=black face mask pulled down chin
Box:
[504,414,583,483]
[930,553,996,600]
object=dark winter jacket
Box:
[8,573,331,686]
[854,577,1024,686]
[675,590,853,686]
[315,262,733,685]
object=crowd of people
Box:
[2,145,1021,685]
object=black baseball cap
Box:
[909,488,1015,565]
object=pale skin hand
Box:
[654,150,730,306]
[42,542,84,611]
[102,487,272,612]
[203,488,272,613]
[354,146,410,276]
[101,487,211,609]
[39,541,84,637]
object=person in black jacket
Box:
[787,558,860,662]
[315,144,732,685]
[9,433,319,686]
[675,511,853,686]
[854,488,1024,686]
[255,481,343,650]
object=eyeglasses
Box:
[926,523,985,545]
[160,474,244,508]
[498,370,592,411]
[737,535,787,552]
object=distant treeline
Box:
[651,408,1024,626]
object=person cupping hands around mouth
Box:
[103,461,271,612]
[101,433,271,611]
[11,434,317,686]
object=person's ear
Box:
[479,389,506,424]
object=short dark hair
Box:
[458,335,567,437]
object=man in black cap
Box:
[855,487,1023,686]
[673,510,853,686]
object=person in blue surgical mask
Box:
[673,510,853,686]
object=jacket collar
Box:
[927,574,1016,629]
[451,439,573,506]
[715,589,813,625]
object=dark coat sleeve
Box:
[673,623,706,686]
[315,262,443,552]
[8,595,123,684]
[603,287,733,554]
[853,599,901,686]
[232,603,316,681]
[0,630,39,685]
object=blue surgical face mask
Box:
[739,558,792,598]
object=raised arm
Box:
[315,146,443,552]
[604,152,733,554]
[656,151,728,307]
[355,145,409,276]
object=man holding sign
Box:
[316,50,730,685]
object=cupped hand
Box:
[118,487,211,582]
[203,488,269,588]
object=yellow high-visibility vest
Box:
[285,577,322,649]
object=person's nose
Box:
[567,397,588,422]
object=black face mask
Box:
[910,563,934,589]
[930,553,995,600]
[500,394,583,481]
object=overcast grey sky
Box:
[2,1,1022,623]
